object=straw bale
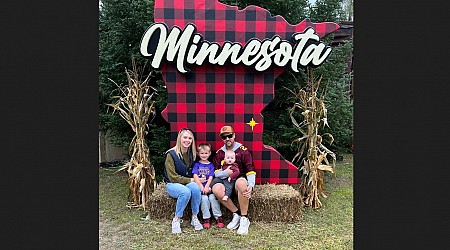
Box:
[147,183,177,219]
[249,184,303,222]
[147,183,303,222]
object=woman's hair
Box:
[197,143,211,153]
[170,128,197,158]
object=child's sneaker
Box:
[191,216,203,231]
[216,216,225,228]
[222,195,229,201]
[203,218,211,229]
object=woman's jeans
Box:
[201,193,222,219]
[166,182,201,218]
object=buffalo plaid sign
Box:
[143,0,339,184]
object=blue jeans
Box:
[166,182,201,218]
[200,193,222,219]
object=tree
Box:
[309,0,346,23]
[99,0,155,146]
[315,40,353,152]
[99,0,170,177]
[342,0,353,21]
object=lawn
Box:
[99,154,353,250]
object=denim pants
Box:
[166,182,201,218]
[200,193,222,219]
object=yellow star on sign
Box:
[246,117,259,131]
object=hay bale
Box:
[146,183,304,222]
[147,183,177,220]
[146,183,231,220]
[249,184,303,222]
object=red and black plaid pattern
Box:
[153,0,339,184]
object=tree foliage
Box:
[99,0,155,138]
[99,0,170,174]
[316,40,353,152]
[309,0,347,23]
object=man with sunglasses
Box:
[212,125,256,235]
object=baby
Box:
[219,150,240,201]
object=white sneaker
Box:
[172,217,182,234]
[191,216,203,230]
[237,217,250,235]
[227,213,241,230]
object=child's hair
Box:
[197,143,211,153]
[225,150,235,158]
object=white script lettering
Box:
[140,23,332,73]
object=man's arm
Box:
[241,149,256,187]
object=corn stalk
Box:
[107,59,157,209]
[288,69,336,209]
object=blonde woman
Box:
[163,128,205,233]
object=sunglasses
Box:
[221,134,234,140]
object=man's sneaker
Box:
[216,217,225,228]
[191,216,203,230]
[172,217,182,234]
[203,218,211,229]
[226,213,241,230]
[237,216,250,235]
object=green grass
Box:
[99,154,353,250]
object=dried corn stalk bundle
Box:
[108,60,157,209]
[288,69,336,209]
